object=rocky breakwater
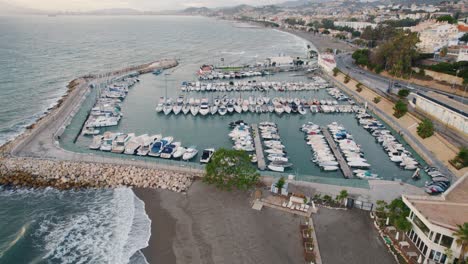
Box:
[0,157,194,192]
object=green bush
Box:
[333,67,340,77]
[450,147,468,169]
[398,89,410,98]
[417,118,434,139]
[344,75,351,83]
[393,100,408,118]
[373,96,381,103]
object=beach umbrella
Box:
[386,217,390,226]
[395,232,399,240]
[417,255,422,263]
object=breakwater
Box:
[0,157,194,192]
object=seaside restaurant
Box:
[402,175,468,264]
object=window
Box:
[440,235,453,248]
[413,215,430,237]
[434,233,441,244]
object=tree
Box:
[393,100,408,118]
[387,198,410,225]
[436,15,457,24]
[322,29,330,35]
[373,96,381,104]
[335,189,348,203]
[394,217,412,233]
[344,75,351,83]
[356,82,363,92]
[204,148,260,190]
[460,33,468,42]
[376,200,388,215]
[275,177,286,194]
[417,118,434,139]
[453,223,468,262]
[398,89,410,98]
[371,30,420,78]
[452,147,468,169]
[333,67,340,77]
[440,46,448,57]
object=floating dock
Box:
[252,124,266,170]
[321,128,353,179]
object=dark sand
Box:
[135,181,304,264]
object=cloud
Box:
[3,0,286,11]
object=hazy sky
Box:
[4,0,285,11]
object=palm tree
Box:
[454,223,468,262]
[275,177,286,195]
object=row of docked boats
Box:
[328,122,379,179]
[82,77,139,135]
[156,95,360,116]
[259,122,292,172]
[89,132,203,162]
[356,110,420,171]
[197,64,267,80]
[301,122,339,171]
[229,123,255,152]
[181,78,330,92]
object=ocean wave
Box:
[0,188,151,264]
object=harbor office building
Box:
[402,175,468,264]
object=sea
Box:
[0,15,309,263]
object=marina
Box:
[59,67,430,188]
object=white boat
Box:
[82,126,100,136]
[173,147,186,159]
[267,156,288,162]
[234,104,242,114]
[210,105,218,115]
[89,135,103,150]
[182,104,190,115]
[283,104,291,114]
[160,142,181,159]
[268,165,284,172]
[136,134,161,156]
[356,171,379,179]
[200,148,215,163]
[298,106,307,115]
[100,132,118,152]
[218,105,227,116]
[190,103,199,116]
[274,105,284,115]
[182,146,198,161]
[322,166,339,171]
[348,161,371,168]
[155,97,164,113]
[124,134,147,155]
[199,99,210,116]
[163,100,172,115]
[112,133,134,153]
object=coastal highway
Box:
[335,53,467,104]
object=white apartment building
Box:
[412,23,459,53]
[402,175,468,264]
[334,21,377,31]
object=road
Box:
[335,53,467,104]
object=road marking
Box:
[408,123,418,129]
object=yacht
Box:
[173,146,186,159]
[283,104,291,114]
[100,132,118,152]
[112,133,134,153]
[190,101,200,116]
[200,148,215,163]
[137,134,161,156]
[199,99,210,116]
[210,105,218,115]
[160,142,181,159]
[182,146,198,161]
[274,104,284,115]
[182,103,190,115]
[163,99,173,115]
[218,105,227,116]
[155,97,164,113]
[89,135,103,150]
[226,103,234,113]
[124,134,147,155]
[82,126,100,136]
[298,105,307,115]
[234,104,242,114]
[173,96,184,115]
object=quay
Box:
[321,128,353,179]
[252,124,266,170]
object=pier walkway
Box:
[252,124,266,170]
[321,128,353,179]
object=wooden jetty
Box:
[321,128,353,179]
[252,124,266,170]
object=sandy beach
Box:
[135,181,305,264]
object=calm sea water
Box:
[0,15,312,263]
